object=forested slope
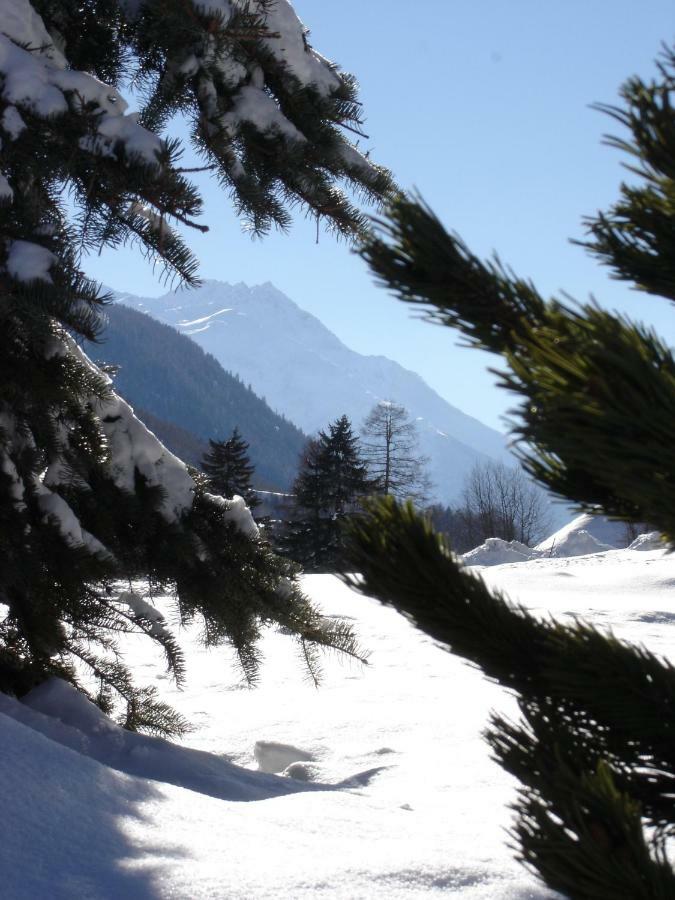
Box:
[86,305,306,490]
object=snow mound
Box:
[628,531,664,551]
[462,538,538,567]
[283,761,322,782]
[462,520,630,567]
[254,739,315,774]
[0,706,162,900]
[544,529,615,559]
[536,512,635,553]
[6,679,319,803]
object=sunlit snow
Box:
[3,544,674,898]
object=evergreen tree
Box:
[347,45,675,897]
[285,415,371,571]
[0,0,388,728]
[202,428,260,510]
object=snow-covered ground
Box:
[3,546,675,899]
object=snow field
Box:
[4,549,675,897]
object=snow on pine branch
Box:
[260,2,342,97]
[204,492,259,539]
[40,339,261,543]
[162,0,341,97]
[220,84,306,143]
[34,480,112,558]
[0,409,111,555]
[5,239,56,283]
[1,104,25,140]
[1,338,260,570]
[154,0,380,186]
[117,590,173,640]
[47,337,196,524]
[0,172,12,200]
[0,0,162,166]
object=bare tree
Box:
[460,460,552,547]
[361,401,432,504]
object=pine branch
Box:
[343,498,675,892]
[344,499,675,820]
[360,197,675,540]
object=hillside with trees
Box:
[86,304,306,490]
[115,279,508,503]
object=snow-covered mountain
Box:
[115,280,510,503]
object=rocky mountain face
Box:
[114,280,511,503]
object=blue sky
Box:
[84,1,675,432]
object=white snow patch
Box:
[33,480,112,557]
[0,3,162,167]
[11,557,672,897]
[464,521,631,567]
[204,492,259,538]
[263,1,341,96]
[3,679,314,802]
[544,528,615,559]
[283,761,321,782]
[0,0,65,65]
[221,85,306,142]
[118,590,171,640]
[628,531,664,551]
[178,307,232,328]
[6,239,56,283]
[1,104,26,139]
[0,446,24,507]
[254,740,314,774]
[536,512,637,552]
[462,538,538,567]
[0,172,13,200]
[44,338,195,523]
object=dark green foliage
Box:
[424,503,477,554]
[360,207,675,539]
[284,415,371,572]
[202,428,260,509]
[581,46,675,302]
[350,41,675,898]
[85,304,306,489]
[1,0,385,731]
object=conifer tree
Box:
[202,428,259,510]
[285,415,371,571]
[347,44,675,897]
[0,0,389,729]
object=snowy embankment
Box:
[3,547,675,898]
[462,512,661,566]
